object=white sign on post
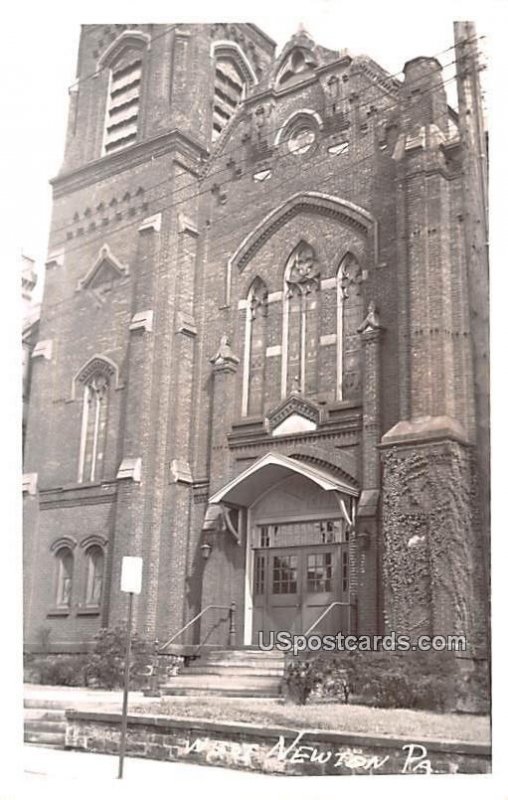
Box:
[120,556,143,594]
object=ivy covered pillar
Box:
[379,419,487,658]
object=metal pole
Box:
[118,591,133,779]
[228,602,236,647]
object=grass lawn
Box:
[131,696,489,744]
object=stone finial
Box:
[358,301,382,333]
[210,335,240,370]
[290,375,301,394]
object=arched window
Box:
[84,545,105,606]
[103,45,144,154]
[241,277,268,416]
[337,253,364,401]
[55,547,73,608]
[281,241,320,398]
[212,56,245,141]
[76,360,114,483]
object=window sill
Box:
[76,605,101,616]
[47,607,70,617]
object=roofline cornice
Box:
[51,130,209,198]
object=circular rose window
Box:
[287,127,316,155]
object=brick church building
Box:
[23,23,488,659]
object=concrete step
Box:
[184,664,284,677]
[24,720,67,734]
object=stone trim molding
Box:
[274,108,324,146]
[76,244,129,291]
[72,354,120,399]
[320,333,337,346]
[116,457,142,482]
[96,30,151,70]
[129,310,154,333]
[138,213,161,233]
[32,340,53,361]
[225,192,377,305]
[176,311,197,337]
[169,459,193,485]
[49,536,77,552]
[177,213,198,236]
[51,131,208,199]
[22,473,38,495]
[45,250,65,270]
[80,534,108,550]
[211,40,258,85]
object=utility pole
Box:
[454,22,490,607]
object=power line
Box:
[36,73,464,323]
[50,58,465,241]
[67,25,176,92]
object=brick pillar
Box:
[200,335,244,644]
[355,304,383,634]
[208,335,240,494]
[107,215,160,632]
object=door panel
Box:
[252,543,349,642]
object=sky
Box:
[3,0,497,301]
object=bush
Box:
[283,650,457,711]
[27,654,87,686]
[83,625,153,690]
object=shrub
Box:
[83,624,154,690]
[27,655,87,686]
[283,650,458,711]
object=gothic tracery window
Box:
[77,359,115,483]
[282,241,320,398]
[336,253,364,401]
[242,277,268,416]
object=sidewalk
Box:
[22,743,271,783]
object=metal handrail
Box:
[159,603,235,651]
[304,601,352,637]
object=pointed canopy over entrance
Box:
[209,452,358,508]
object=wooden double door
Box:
[252,543,349,640]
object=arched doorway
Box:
[209,452,358,644]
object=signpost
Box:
[118,556,143,779]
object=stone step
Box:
[23,708,67,722]
[161,686,281,697]
[24,720,67,734]
[166,673,280,686]
[184,664,284,676]
[24,730,66,746]
[23,698,70,710]
[205,650,284,659]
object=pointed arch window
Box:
[281,241,320,398]
[103,45,145,154]
[76,359,115,483]
[242,277,268,417]
[55,547,74,608]
[84,545,105,607]
[212,56,245,141]
[336,253,364,401]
